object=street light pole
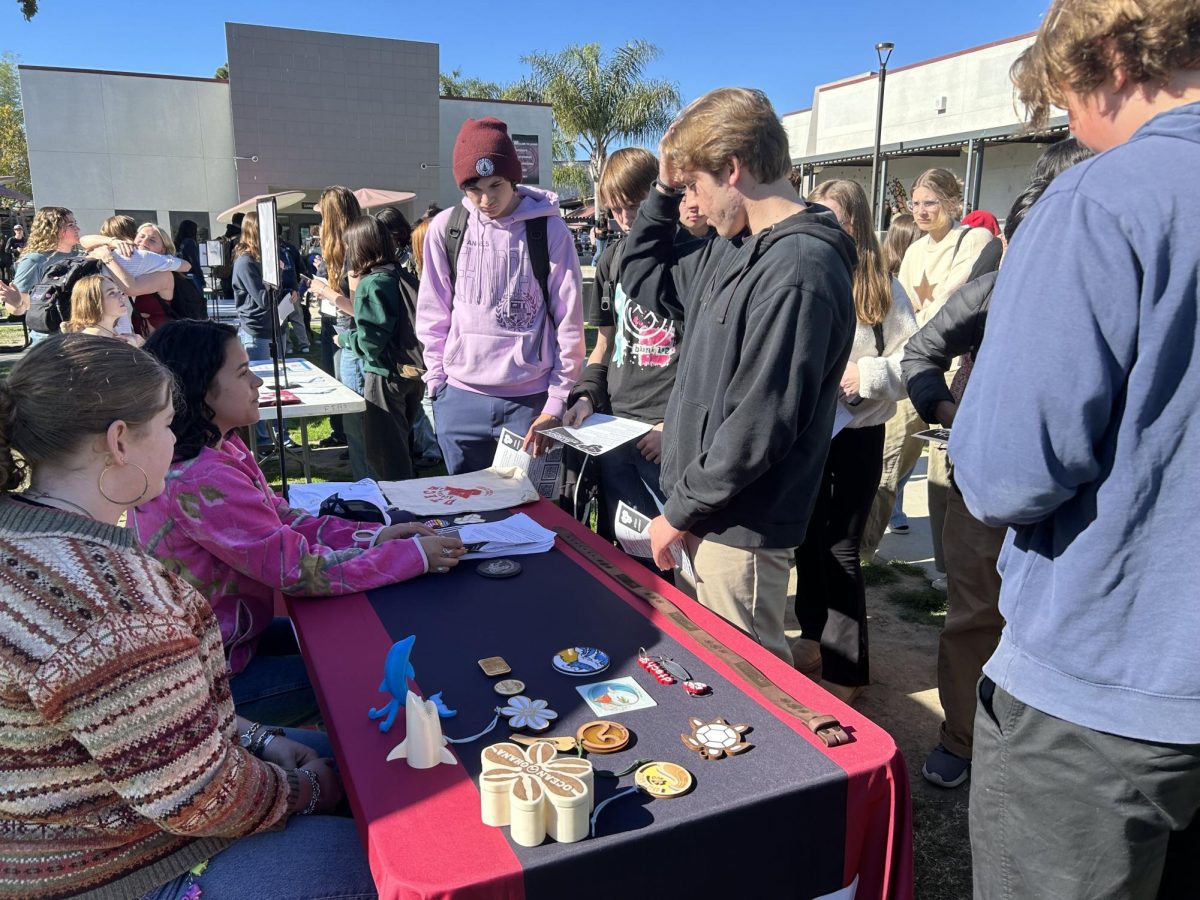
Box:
[870,41,895,231]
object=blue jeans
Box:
[598,440,669,575]
[142,814,374,900]
[339,350,368,480]
[431,384,546,475]
[229,618,320,727]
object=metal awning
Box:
[794,117,1069,169]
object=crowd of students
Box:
[0,0,1197,896]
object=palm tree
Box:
[522,41,680,202]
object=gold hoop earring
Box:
[97,462,150,507]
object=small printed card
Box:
[575,676,658,717]
[914,428,951,445]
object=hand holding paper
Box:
[649,514,687,572]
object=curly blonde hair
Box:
[1013,0,1200,128]
[21,207,75,256]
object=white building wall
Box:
[803,35,1038,159]
[782,109,811,162]
[19,68,239,235]
[810,142,1050,228]
[437,97,556,209]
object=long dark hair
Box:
[173,219,198,246]
[344,216,396,278]
[143,320,241,461]
[374,206,412,253]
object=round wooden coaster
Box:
[494,679,526,696]
[575,720,631,753]
[634,761,694,798]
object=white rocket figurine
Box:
[386,691,458,769]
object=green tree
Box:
[17,0,38,20]
[439,68,503,100]
[522,41,679,201]
[214,62,229,80]
[440,69,590,195]
[0,53,31,204]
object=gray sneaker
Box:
[922,744,970,788]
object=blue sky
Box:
[3,0,1050,115]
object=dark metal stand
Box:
[266,285,291,502]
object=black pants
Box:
[318,314,345,442]
[794,424,885,687]
[362,371,422,481]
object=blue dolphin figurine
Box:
[368,636,416,732]
[368,636,457,732]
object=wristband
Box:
[653,178,684,197]
[251,727,286,758]
[239,722,261,751]
[299,768,321,815]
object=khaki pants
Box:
[860,399,925,561]
[680,536,795,667]
[927,443,952,572]
[938,487,1006,758]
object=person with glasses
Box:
[11,207,83,343]
[896,171,994,587]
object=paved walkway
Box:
[873,452,940,580]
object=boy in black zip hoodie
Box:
[621,87,856,666]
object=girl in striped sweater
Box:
[0,335,375,899]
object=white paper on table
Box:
[538,413,652,456]
[456,513,557,559]
[832,402,854,438]
[277,292,296,325]
[492,428,563,499]
[285,478,389,516]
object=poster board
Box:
[257,198,280,288]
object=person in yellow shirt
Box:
[896,169,994,580]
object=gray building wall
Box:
[226,23,440,212]
[19,66,238,235]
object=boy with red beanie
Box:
[416,116,585,473]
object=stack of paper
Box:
[454,513,557,560]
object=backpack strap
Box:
[872,322,885,356]
[950,226,971,265]
[525,216,552,314]
[444,205,470,296]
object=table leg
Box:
[300,420,312,482]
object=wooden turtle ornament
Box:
[681,716,753,760]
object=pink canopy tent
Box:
[216,191,306,225]
[353,188,416,210]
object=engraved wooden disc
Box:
[575,720,631,753]
[634,761,694,798]
[494,679,526,696]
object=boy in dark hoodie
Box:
[621,88,856,666]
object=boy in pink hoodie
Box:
[417,117,585,473]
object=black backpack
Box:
[443,204,553,318]
[154,272,208,321]
[27,256,103,334]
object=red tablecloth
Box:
[288,501,913,900]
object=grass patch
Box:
[888,559,928,579]
[889,585,949,627]
[862,562,900,587]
